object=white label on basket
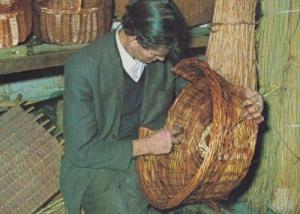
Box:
[86,14,91,43]
[72,15,80,42]
[9,17,19,46]
[55,15,61,43]
[92,12,97,38]
[0,14,8,20]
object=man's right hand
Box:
[132,129,181,157]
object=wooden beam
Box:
[0,50,76,75]
[0,25,209,75]
[0,41,86,75]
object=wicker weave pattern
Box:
[136,58,258,209]
[0,106,63,213]
[33,0,113,44]
[0,0,17,12]
[35,0,81,10]
[0,1,32,48]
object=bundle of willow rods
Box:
[206,0,257,89]
[205,0,260,207]
[245,1,300,213]
[35,194,66,214]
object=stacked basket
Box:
[136,58,258,209]
[0,0,32,48]
[0,0,17,11]
[33,0,113,44]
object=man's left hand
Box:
[236,86,264,124]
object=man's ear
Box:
[130,36,139,48]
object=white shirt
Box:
[116,28,146,82]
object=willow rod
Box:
[246,0,300,213]
[206,0,257,89]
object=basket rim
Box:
[0,5,31,19]
[33,2,106,14]
[0,2,31,15]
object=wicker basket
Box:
[136,57,258,210]
[0,0,17,12]
[114,0,215,26]
[0,1,32,48]
[33,0,113,44]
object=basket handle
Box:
[172,57,207,83]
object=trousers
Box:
[81,161,161,214]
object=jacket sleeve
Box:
[63,56,133,171]
[174,75,188,96]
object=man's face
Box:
[131,40,169,64]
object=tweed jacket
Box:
[60,31,186,213]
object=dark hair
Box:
[121,0,189,62]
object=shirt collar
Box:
[116,27,146,82]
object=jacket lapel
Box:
[99,31,124,138]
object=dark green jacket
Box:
[60,31,186,213]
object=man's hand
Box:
[133,129,181,157]
[236,86,264,124]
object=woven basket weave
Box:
[0,1,32,48]
[0,0,17,11]
[136,57,258,210]
[114,0,215,26]
[33,0,113,44]
[0,105,63,213]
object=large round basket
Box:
[136,58,258,210]
[114,0,215,26]
[0,0,32,48]
[33,0,113,44]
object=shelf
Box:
[0,39,86,75]
[0,25,209,75]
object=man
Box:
[60,0,264,213]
